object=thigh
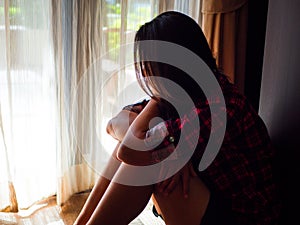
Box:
[152,176,210,225]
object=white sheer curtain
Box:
[0,0,202,212]
[0,0,56,211]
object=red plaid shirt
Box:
[124,73,281,225]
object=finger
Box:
[157,177,173,193]
[163,177,177,196]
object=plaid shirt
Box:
[123,74,281,225]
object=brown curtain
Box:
[202,0,248,93]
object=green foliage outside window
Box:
[105,1,155,61]
[0,0,48,29]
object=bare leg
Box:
[74,143,154,225]
[86,181,153,225]
[74,143,122,225]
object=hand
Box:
[155,161,197,198]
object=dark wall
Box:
[244,0,269,111]
[259,0,300,224]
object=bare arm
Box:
[114,99,197,196]
[117,98,161,165]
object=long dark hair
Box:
[134,11,218,116]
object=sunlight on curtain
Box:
[0,0,56,210]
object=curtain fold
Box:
[0,103,18,212]
[51,0,103,206]
[158,0,202,26]
[159,0,175,12]
[202,0,248,92]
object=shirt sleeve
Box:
[163,107,206,151]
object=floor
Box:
[0,192,165,225]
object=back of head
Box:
[135,11,217,71]
[134,11,217,111]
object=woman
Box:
[74,11,281,225]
